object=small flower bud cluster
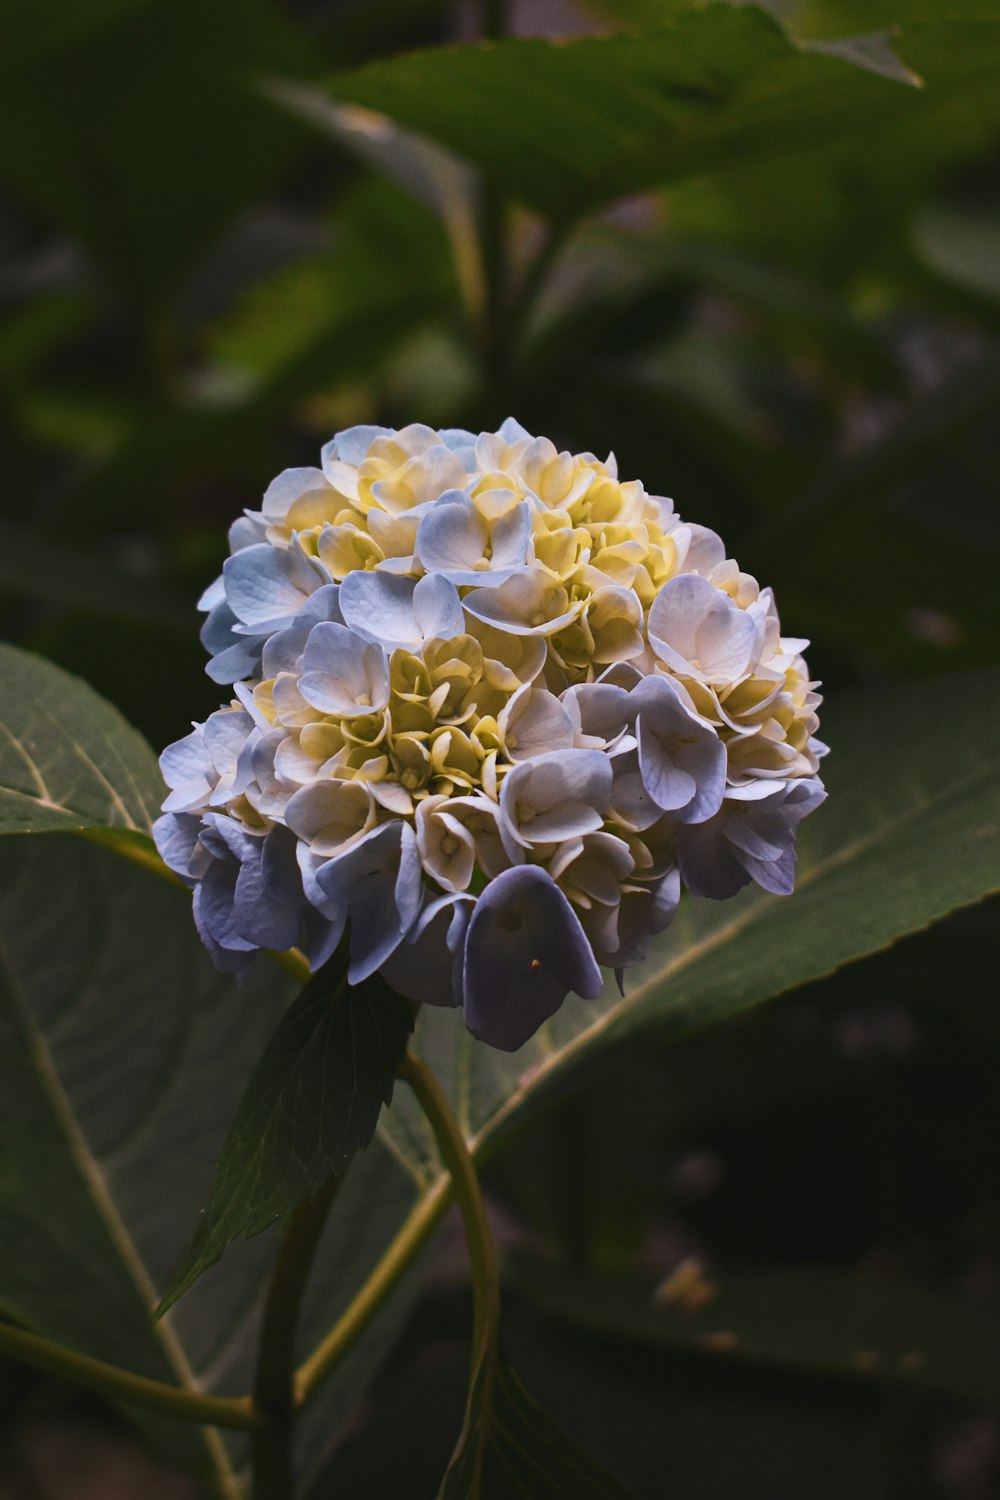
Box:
[155,419,826,1050]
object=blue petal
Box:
[463,866,602,1051]
[380,893,471,1008]
[233,827,303,951]
[153,812,206,882]
[313,823,422,983]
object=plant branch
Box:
[0,1319,256,1431]
[295,1171,453,1408]
[81,828,312,983]
[399,1052,502,1487]
[295,1052,507,1413]
[251,1176,341,1499]
[476,0,509,411]
[399,1052,501,1358]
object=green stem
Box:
[0,1319,256,1431]
[295,1053,504,1412]
[506,217,574,360]
[479,183,508,412]
[82,828,187,889]
[399,1054,501,1359]
[399,1053,501,1490]
[251,1177,341,1499]
[81,828,312,984]
[295,1172,453,1407]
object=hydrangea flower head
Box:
[156,419,826,1050]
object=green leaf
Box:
[159,956,414,1314]
[514,1260,1000,1411]
[0,642,162,836]
[386,667,1000,1179]
[792,0,1000,38]
[0,835,422,1482]
[441,1352,635,1500]
[320,6,927,220]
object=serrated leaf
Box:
[0,834,423,1484]
[317,6,925,220]
[159,956,414,1314]
[801,30,923,87]
[0,642,162,836]
[441,1352,635,1500]
[384,668,1000,1182]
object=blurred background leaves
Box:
[1,0,998,1496]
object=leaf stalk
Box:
[250,1177,342,1499]
[0,1319,257,1431]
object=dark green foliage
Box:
[0,642,162,834]
[513,1260,1000,1411]
[2,0,1000,1493]
[441,1354,636,1499]
[158,953,414,1314]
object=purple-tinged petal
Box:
[313,822,422,983]
[233,827,303,951]
[499,749,612,849]
[153,812,210,883]
[380,893,473,1009]
[632,675,726,823]
[464,866,603,1051]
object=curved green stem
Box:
[0,1319,256,1431]
[295,1052,504,1412]
[399,1053,501,1358]
[251,1177,341,1499]
[398,1053,502,1491]
[295,1172,453,1407]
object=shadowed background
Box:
[1,0,999,1495]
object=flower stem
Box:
[295,1052,503,1412]
[295,1171,453,1407]
[399,1053,501,1487]
[398,1053,501,1357]
[0,1319,256,1431]
[251,1176,341,1499]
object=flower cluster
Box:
[155,419,826,1051]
